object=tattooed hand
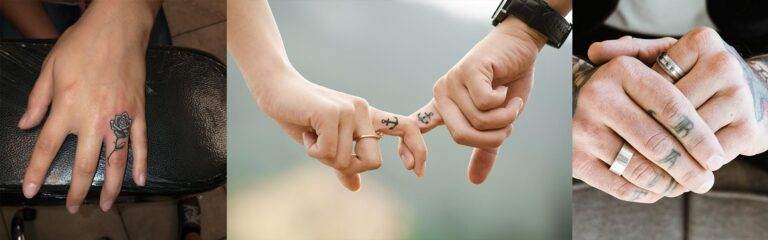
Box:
[573,27,768,203]
[249,68,427,191]
[589,28,768,161]
[18,1,160,213]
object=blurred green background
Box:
[227,0,572,239]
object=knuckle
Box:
[643,131,673,158]
[370,160,383,170]
[661,99,685,123]
[610,179,634,201]
[579,81,618,108]
[688,27,720,46]
[571,155,593,180]
[75,164,96,176]
[606,56,640,73]
[468,113,493,130]
[351,97,369,111]
[451,129,472,146]
[34,138,57,156]
[315,148,336,160]
[627,161,656,182]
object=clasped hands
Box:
[254,18,547,191]
[573,27,768,203]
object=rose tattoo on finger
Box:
[107,112,132,164]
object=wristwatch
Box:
[492,0,571,48]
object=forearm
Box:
[0,0,58,38]
[228,0,295,98]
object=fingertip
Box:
[100,200,114,212]
[22,182,40,199]
[135,172,146,187]
[705,154,725,171]
[66,204,80,214]
[692,172,715,194]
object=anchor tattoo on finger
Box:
[381,116,399,130]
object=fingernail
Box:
[696,175,715,193]
[66,205,80,214]
[17,113,28,128]
[706,155,724,170]
[23,183,39,199]
[512,98,524,117]
[136,173,146,186]
[101,200,113,212]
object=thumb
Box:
[468,146,502,185]
[588,36,677,65]
[19,57,55,129]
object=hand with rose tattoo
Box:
[17,1,161,213]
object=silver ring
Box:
[609,143,634,175]
[657,52,685,81]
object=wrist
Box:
[246,60,302,100]
[78,0,160,49]
[495,16,547,49]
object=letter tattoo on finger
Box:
[107,112,132,165]
[630,190,648,201]
[657,149,681,169]
[672,116,694,138]
[381,116,399,130]
[646,170,662,188]
[663,179,677,195]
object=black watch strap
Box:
[492,0,571,48]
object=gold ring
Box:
[355,132,383,141]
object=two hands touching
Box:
[247,17,546,191]
[573,27,768,203]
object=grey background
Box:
[228,0,572,239]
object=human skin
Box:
[404,0,572,184]
[228,0,427,191]
[573,27,768,203]
[18,0,161,213]
[0,0,59,39]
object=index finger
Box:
[372,107,428,177]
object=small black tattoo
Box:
[107,112,132,164]
[572,57,597,112]
[646,171,662,188]
[417,112,434,124]
[630,190,648,201]
[672,117,694,138]
[663,180,677,194]
[381,116,399,130]
[657,149,681,169]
